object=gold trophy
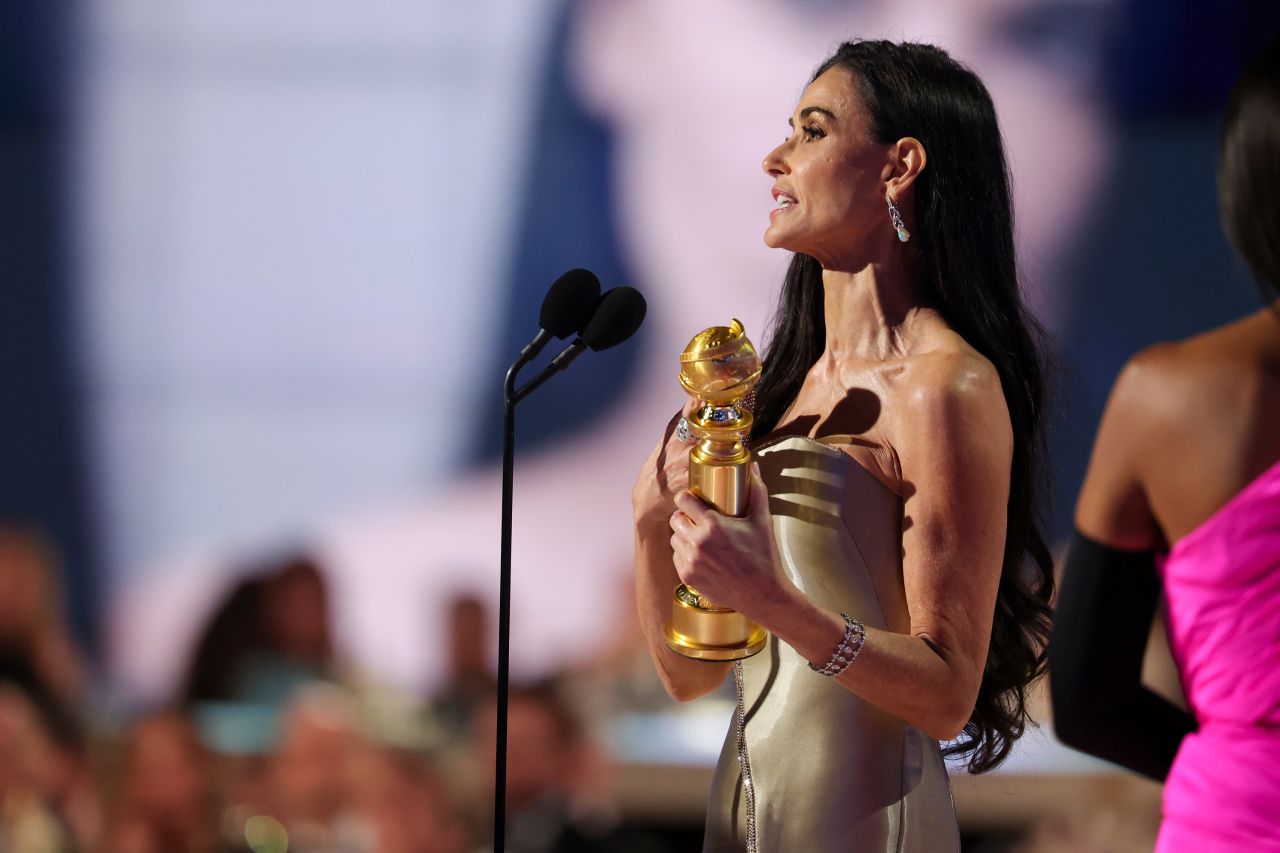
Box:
[664,319,769,661]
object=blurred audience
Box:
[0,522,1194,852]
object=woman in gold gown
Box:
[632,40,1055,852]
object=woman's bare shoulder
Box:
[892,329,1006,410]
[1117,311,1275,410]
[867,330,1014,503]
[878,331,1012,459]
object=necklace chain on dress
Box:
[734,660,758,853]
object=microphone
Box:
[514,286,647,402]
[516,268,601,365]
[551,285,647,366]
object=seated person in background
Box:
[181,553,338,709]
[266,686,358,851]
[0,685,99,852]
[471,680,637,853]
[105,710,219,853]
[0,526,87,731]
[345,742,469,853]
[430,591,496,735]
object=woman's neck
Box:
[819,251,933,369]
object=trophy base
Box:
[664,584,768,661]
[664,623,768,661]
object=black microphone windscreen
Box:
[581,286,647,352]
[540,269,601,339]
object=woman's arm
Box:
[633,410,730,701]
[1049,351,1197,780]
[1050,533,1195,780]
[669,352,1012,739]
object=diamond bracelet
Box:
[808,613,866,677]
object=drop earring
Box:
[886,194,910,243]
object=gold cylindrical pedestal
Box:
[665,586,768,660]
[688,440,750,517]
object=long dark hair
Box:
[751,40,1054,774]
[1219,35,1280,302]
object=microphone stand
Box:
[495,339,552,851]
[495,352,527,852]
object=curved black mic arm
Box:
[516,328,554,366]
[511,340,586,404]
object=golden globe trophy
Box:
[664,319,769,661]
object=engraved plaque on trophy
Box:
[664,319,769,661]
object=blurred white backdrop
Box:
[78,0,1109,700]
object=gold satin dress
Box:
[703,436,960,853]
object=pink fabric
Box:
[1156,458,1280,851]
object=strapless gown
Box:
[703,436,960,852]
[1157,458,1280,851]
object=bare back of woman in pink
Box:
[1052,37,1280,852]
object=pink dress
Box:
[1157,458,1280,851]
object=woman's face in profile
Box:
[762,67,893,266]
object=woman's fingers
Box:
[669,525,696,561]
[672,490,713,526]
[669,508,694,536]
